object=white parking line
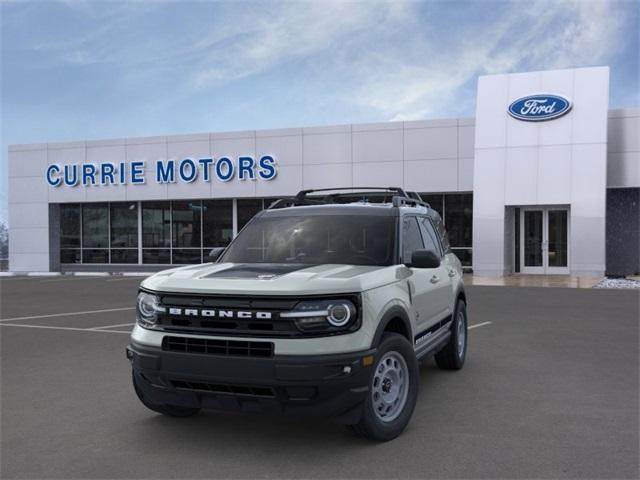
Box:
[40,277,109,283]
[0,307,135,323]
[468,321,492,329]
[0,318,492,335]
[89,322,136,330]
[0,323,131,334]
[106,277,143,282]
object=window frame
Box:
[400,215,426,264]
[419,216,444,258]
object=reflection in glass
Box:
[172,249,202,264]
[203,200,233,248]
[82,204,109,248]
[111,249,138,264]
[445,194,473,248]
[548,210,568,267]
[60,204,81,248]
[419,193,444,218]
[452,248,472,267]
[142,202,170,248]
[172,201,202,248]
[142,249,170,264]
[237,199,263,231]
[60,249,81,263]
[524,210,543,267]
[222,215,397,266]
[82,249,109,263]
[111,203,138,248]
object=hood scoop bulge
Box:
[203,264,312,279]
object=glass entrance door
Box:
[522,210,545,274]
[519,208,569,274]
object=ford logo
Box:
[508,94,572,121]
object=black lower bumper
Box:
[127,341,376,423]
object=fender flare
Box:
[371,306,413,348]
[455,285,467,306]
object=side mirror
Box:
[208,247,225,262]
[406,249,440,269]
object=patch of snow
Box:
[594,278,640,289]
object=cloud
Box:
[190,1,412,89]
[349,0,627,120]
[5,0,634,122]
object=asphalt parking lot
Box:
[1,276,638,479]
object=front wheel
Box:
[350,333,419,441]
[435,300,467,370]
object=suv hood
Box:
[141,262,402,295]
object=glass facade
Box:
[237,198,266,231]
[60,198,271,265]
[59,193,474,267]
[419,192,473,266]
[111,202,138,263]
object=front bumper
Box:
[127,340,376,423]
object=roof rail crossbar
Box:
[267,187,431,210]
[294,187,408,201]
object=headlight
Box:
[281,298,358,333]
[136,292,164,328]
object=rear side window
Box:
[419,217,442,257]
[402,217,424,263]
[432,216,451,253]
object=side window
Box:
[433,215,451,253]
[419,217,442,257]
[402,217,424,263]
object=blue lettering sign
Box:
[46,155,277,187]
[64,164,78,186]
[215,157,234,182]
[238,156,255,180]
[101,162,116,185]
[156,159,175,183]
[179,158,198,183]
[46,164,61,187]
[199,158,213,182]
[258,155,277,180]
[130,161,145,184]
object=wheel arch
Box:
[371,306,413,348]
[456,286,466,305]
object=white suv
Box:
[127,187,468,441]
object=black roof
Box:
[260,187,440,219]
[267,187,430,209]
[262,204,401,217]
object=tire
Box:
[435,300,467,370]
[350,333,419,442]
[132,372,201,418]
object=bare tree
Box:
[0,221,8,260]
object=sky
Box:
[1,0,639,224]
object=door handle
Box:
[430,275,440,284]
[448,269,456,278]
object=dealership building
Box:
[7,66,640,276]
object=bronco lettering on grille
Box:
[167,307,273,320]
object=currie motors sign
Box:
[45,155,277,187]
[508,94,572,122]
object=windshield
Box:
[220,214,397,266]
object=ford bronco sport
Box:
[127,187,468,441]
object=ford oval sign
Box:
[508,94,572,121]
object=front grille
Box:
[157,294,300,337]
[171,380,275,398]
[162,336,274,358]
[153,293,361,338]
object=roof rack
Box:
[267,187,431,210]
